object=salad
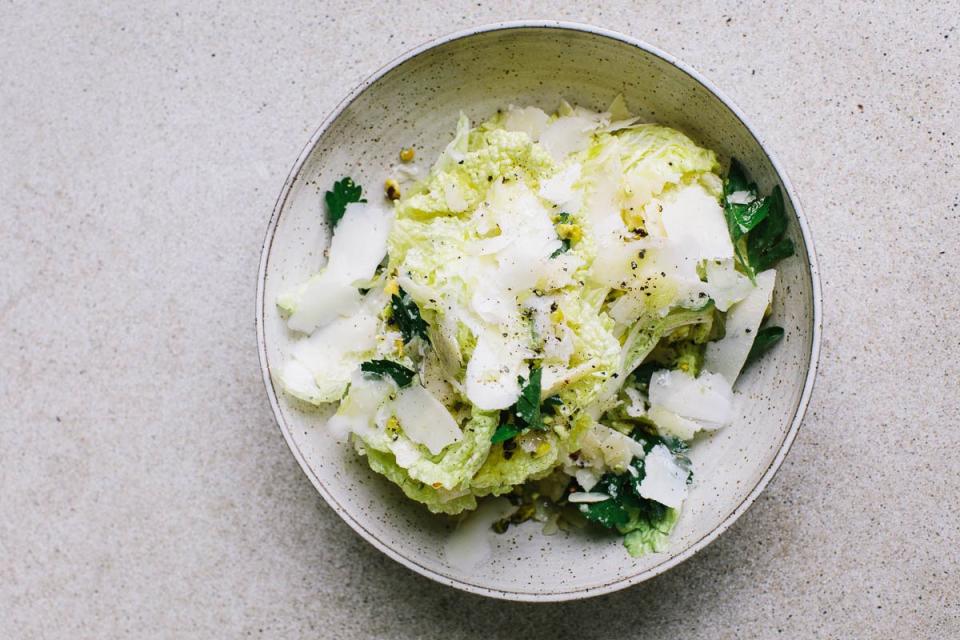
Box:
[275,98,793,557]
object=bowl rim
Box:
[256,19,823,602]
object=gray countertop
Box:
[2,2,958,637]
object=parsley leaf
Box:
[489,368,551,443]
[542,394,563,415]
[514,366,544,430]
[722,161,795,276]
[580,497,632,529]
[550,212,574,258]
[389,288,430,344]
[360,359,416,388]
[324,177,366,228]
[723,160,768,278]
[550,238,571,258]
[746,185,794,272]
[631,362,660,393]
[725,158,750,194]
[491,424,521,445]
[744,325,785,368]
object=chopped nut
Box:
[383,278,400,297]
[385,178,401,200]
[556,223,582,242]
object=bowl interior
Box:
[259,24,818,600]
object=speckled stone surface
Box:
[1,1,957,637]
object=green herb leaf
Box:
[723,162,795,276]
[360,359,416,388]
[744,325,785,367]
[631,362,660,393]
[550,212,574,258]
[490,367,550,443]
[542,395,563,415]
[750,237,795,273]
[579,498,632,529]
[550,238,572,258]
[491,424,521,445]
[727,197,771,238]
[390,288,430,344]
[725,158,750,194]
[746,185,794,272]
[748,185,787,251]
[722,161,766,279]
[514,367,544,430]
[325,177,366,228]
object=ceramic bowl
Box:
[256,21,822,601]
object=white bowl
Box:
[256,21,822,601]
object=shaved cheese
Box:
[287,200,392,333]
[704,269,777,384]
[390,162,421,185]
[568,492,611,503]
[583,148,658,291]
[470,286,513,324]
[659,182,734,265]
[480,181,562,291]
[575,469,602,492]
[726,190,755,205]
[624,165,681,206]
[638,444,689,508]
[540,115,599,161]
[393,384,463,455]
[390,438,423,468]
[502,105,549,141]
[623,386,647,418]
[583,149,625,244]
[280,359,322,402]
[444,498,517,572]
[648,369,734,428]
[327,370,392,440]
[285,275,362,334]
[575,424,647,476]
[607,94,631,121]
[590,239,657,288]
[595,424,646,465]
[539,162,582,209]
[420,350,459,408]
[647,405,700,441]
[465,331,528,410]
[540,251,583,290]
[703,258,754,312]
[282,311,379,404]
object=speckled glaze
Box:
[256,22,821,601]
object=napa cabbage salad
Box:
[274,98,794,558]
